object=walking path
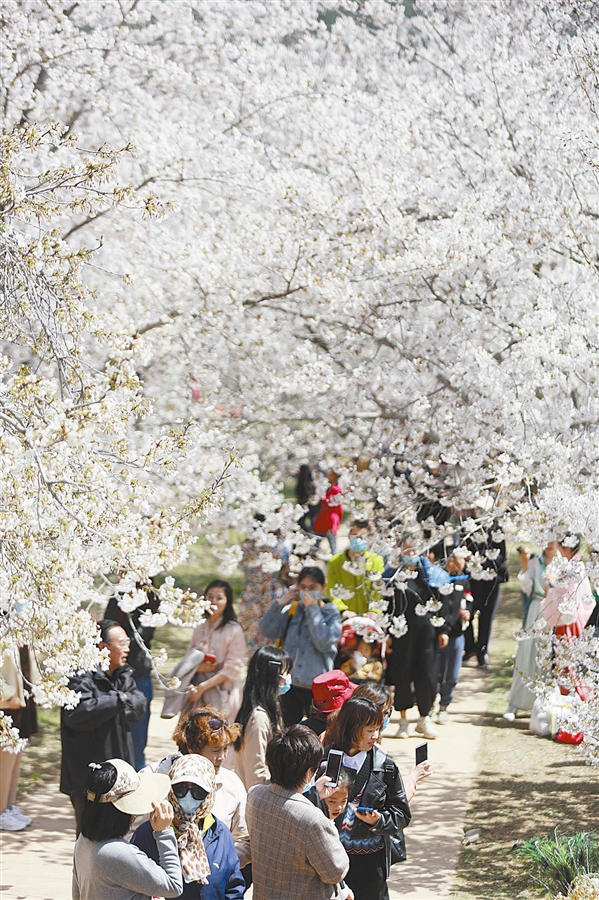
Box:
[0,667,489,900]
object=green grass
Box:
[168,535,245,598]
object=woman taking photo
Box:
[183,580,246,722]
[322,697,411,900]
[133,756,245,900]
[72,758,182,900]
[233,646,292,790]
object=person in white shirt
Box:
[144,706,251,869]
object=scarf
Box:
[169,755,216,885]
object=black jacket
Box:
[311,745,411,874]
[60,666,146,796]
[437,580,474,640]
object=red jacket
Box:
[312,484,343,535]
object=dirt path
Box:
[0,668,489,900]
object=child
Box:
[322,771,352,821]
[335,617,384,683]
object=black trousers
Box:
[464,582,501,662]
[345,850,389,900]
[281,685,313,726]
[386,618,437,716]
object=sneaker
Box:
[395,720,410,739]
[503,706,517,722]
[437,708,449,725]
[0,809,27,831]
[415,715,438,739]
[9,805,32,826]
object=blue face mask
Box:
[402,554,419,565]
[302,772,316,793]
[177,793,203,815]
[382,715,390,732]
[349,537,367,553]
[299,589,322,602]
[279,673,292,695]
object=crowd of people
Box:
[2,482,597,900]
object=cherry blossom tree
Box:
[2,0,599,745]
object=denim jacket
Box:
[259,599,342,689]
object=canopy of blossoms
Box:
[1,0,598,746]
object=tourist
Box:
[435,552,473,724]
[325,521,384,616]
[504,541,557,721]
[105,580,160,770]
[246,725,349,900]
[295,463,318,533]
[72,758,182,900]
[0,646,38,831]
[61,620,147,834]
[352,684,432,802]
[133,755,245,900]
[300,669,357,737]
[322,697,411,900]
[182,581,246,722]
[385,537,439,740]
[334,617,385,684]
[311,470,344,555]
[234,646,292,789]
[145,707,251,870]
[260,566,342,725]
[463,523,509,668]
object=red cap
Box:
[311,669,357,713]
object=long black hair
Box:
[80,762,132,841]
[205,579,237,630]
[234,645,291,749]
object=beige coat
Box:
[0,649,40,707]
[234,706,272,790]
[247,783,349,900]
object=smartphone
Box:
[356,806,374,813]
[324,749,344,787]
[415,742,428,765]
[204,653,217,665]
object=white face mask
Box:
[352,651,368,669]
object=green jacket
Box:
[325,549,385,615]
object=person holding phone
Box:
[246,725,350,900]
[183,581,246,722]
[353,684,432,802]
[320,697,411,900]
[259,566,342,725]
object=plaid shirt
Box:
[247,783,349,900]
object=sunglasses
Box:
[193,711,225,731]
[172,782,209,802]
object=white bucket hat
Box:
[87,758,170,815]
